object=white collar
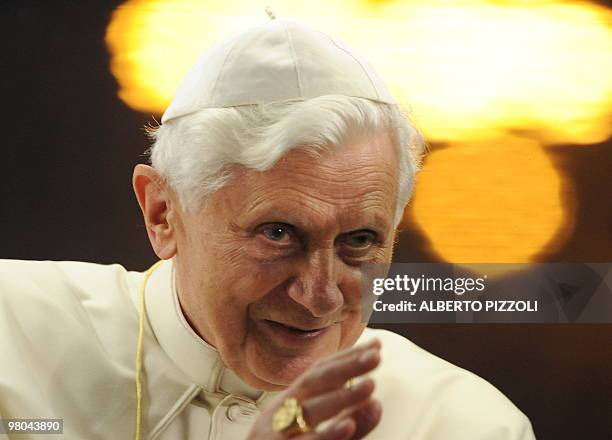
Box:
[144,258,265,402]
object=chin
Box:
[244,344,333,390]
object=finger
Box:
[342,398,382,439]
[299,418,356,440]
[301,379,375,427]
[295,345,381,398]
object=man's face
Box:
[171,131,399,390]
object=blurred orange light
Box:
[105,0,610,263]
[409,137,574,263]
[106,0,612,145]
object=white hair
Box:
[147,95,425,227]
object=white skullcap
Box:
[161,15,396,123]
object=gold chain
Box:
[135,260,163,440]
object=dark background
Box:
[1,1,611,438]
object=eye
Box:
[342,230,378,249]
[259,223,294,244]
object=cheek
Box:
[209,260,294,350]
[235,259,297,303]
[337,271,370,349]
[339,312,367,348]
[339,266,371,307]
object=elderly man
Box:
[0,16,534,440]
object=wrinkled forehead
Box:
[223,133,399,233]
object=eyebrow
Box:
[242,205,392,236]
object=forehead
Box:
[223,132,399,231]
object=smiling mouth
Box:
[263,319,331,343]
[264,320,327,333]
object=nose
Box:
[286,248,344,318]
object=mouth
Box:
[270,320,326,332]
[260,319,332,344]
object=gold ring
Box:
[272,397,311,437]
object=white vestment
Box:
[0,259,535,439]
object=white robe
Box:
[0,258,535,439]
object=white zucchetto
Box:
[162,16,396,123]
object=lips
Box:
[259,319,332,346]
[270,321,327,332]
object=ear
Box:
[132,164,178,260]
